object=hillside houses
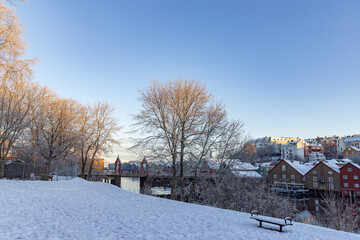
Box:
[343,136,360,149]
[254,134,360,162]
[281,141,305,161]
[343,146,360,160]
[254,137,297,156]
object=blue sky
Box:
[13,0,360,159]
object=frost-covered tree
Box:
[195,176,297,218]
[0,1,37,177]
[132,79,241,200]
[86,102,121,178]
[31,97,80,177]
[315,192,360,233]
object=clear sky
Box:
[13,0,360,161]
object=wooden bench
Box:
[250,210,292,232]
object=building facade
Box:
[342,146,360,160]
[304,143,324,160]
[309,152,326,162]
[340,163,360,203]
[303,161,341,192]
[267,159,311,185]
[281,141,305,161]
[343,136,360,149]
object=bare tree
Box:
[87,102,121,178]
[0,1,37,177]
[132,80,181,199]
[132,79,223,200]
[195,175,297,218]
[76,104,97,178]
[315,192,360,232]
[31,97,80,177]
[169,79,212,201]
[187,102,227,201]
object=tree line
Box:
[0,2,121,178]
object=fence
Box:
[3,160,78,180]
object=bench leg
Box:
[279,225,282,232]
[259,221,262,228]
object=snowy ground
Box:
[0,178,359,240]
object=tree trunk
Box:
[88,159,94,180]
[0,160,5,178]
[171,154,177,200]
[179,127,185,201]
[81,161,86,179]
[188,169,198,203]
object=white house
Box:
[281,141,305,161]
[309,152,326,162]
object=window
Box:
[313,182,318,188]
[313,170,317,174]
[343,175,348,179]
[355,184,360,188]
[348,167,353,172]
[357,191,360,195]
[328,171,333,175]
[329,177,333,182]
[282,174,286,179]
[291,175,295,179]
[315,206,320,212]
[329,183,334,190]
[354,175,359,180]
[273,174,277,179]
[313,176,317,182]
[282,165,286,171]
[344,190,348,194]
[344,183,349,187]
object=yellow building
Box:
[92,159,104,173]
[343,146,360,160]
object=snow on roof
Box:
[351,162,360,169]
[232,171,262,178]
[340,158,353,163]
[205,159,221,169]
[344,136,360,143]
[322,160,342,173]
[347,146,360,152]
[283,141,297,146]
[5,159,24,165]
[340,162,360,170]
[206,159,257,171]
[232,162,257,170]
[305,142,322,147]
[283,160,312,175]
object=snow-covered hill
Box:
[0,178,359,240]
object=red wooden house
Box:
[340,162,360,203]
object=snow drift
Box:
[0,178,358,240]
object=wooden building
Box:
[303,161,341,192]
[268,159,311,185]
[340,162,360,203]
[342,146,360,160]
